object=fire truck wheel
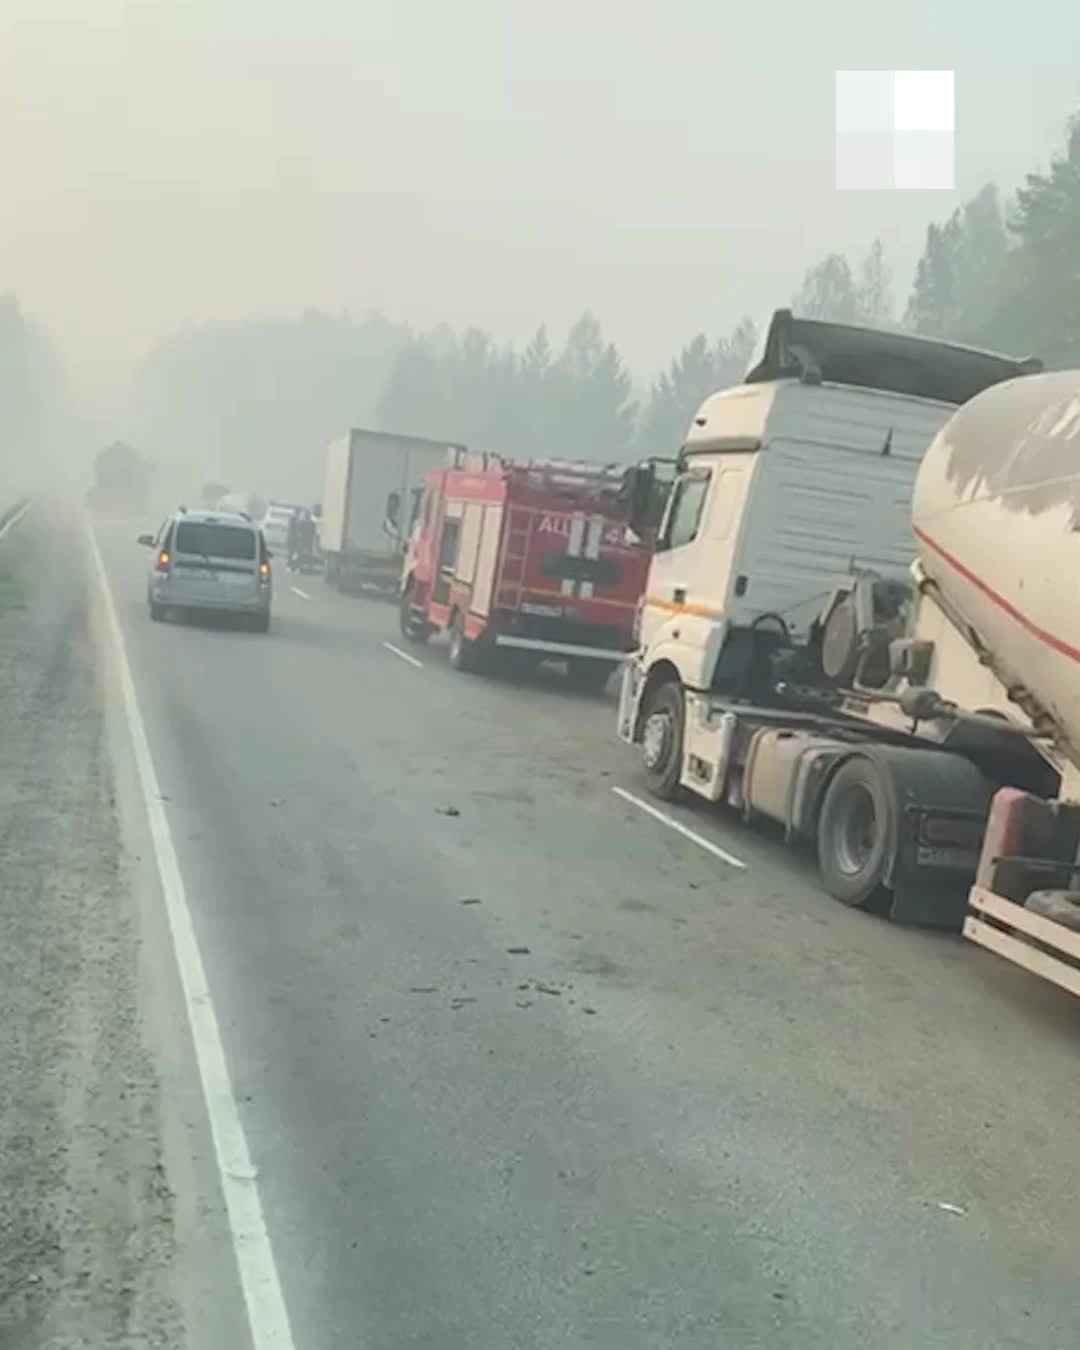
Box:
[448,612,481,672]
[640,681,685,800]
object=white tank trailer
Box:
[910,369,1080,993]
[912,369,1080,764]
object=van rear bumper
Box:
[151,579,270,614]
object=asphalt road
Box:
[8,503,1080,1348]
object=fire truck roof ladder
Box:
[511,459,626,501]
[447,447,628,503]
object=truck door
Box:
[406,483,438,595]
[433,512,462,607]
[642,460,751,649]
[645,466,713,621]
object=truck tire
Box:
[640,680,685,801]
[399,585,430,644]
[448,612,482,673]
[816,756,893,909]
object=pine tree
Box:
[792,254,859,323]
[636,318,758,456]
[855,238,894,327]
[992,116,1080,365]
[375,336,446,439]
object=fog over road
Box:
[4,504,1080,1349]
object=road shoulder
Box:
[0,516,184,1347]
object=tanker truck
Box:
[616,315,1068,940]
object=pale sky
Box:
[2,0,1078,408]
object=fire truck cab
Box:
[398,450,656,686]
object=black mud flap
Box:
[877,747,994,929]
[886,803,990,928]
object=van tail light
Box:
[155,550,171,572]
[258,560,271,581]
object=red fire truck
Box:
[397,450,658,687]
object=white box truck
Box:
[319,428,466,598]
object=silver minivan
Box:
[139,508,272,631]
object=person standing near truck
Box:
[296,508,317,569]
[286,508,301,570]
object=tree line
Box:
[374,314,759,463]
[4,107,1077,498]
[0,293,70,488]
[793,112,1079,368]
[372,107,1080,463]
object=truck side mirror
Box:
[627,464,656,538]
[385,491,401,526]
[137,533,154,546]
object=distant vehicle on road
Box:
[138,507,272,631]
[320,428,463,598]
[88,442,154,516]
[399,450,659,687]
[260,502,301,552]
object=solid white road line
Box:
[86,525,298,1350]
[382,641,424,669]
[289,585,310,600]
[612,785,747,870]
[0,498,31,542]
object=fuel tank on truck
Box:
[911,368,1080,755]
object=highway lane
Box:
[93,516,1080,1349]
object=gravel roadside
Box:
[0,516,183,1349]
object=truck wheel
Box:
[448,612,481,673]
[566,658,612,694]
[640,681,685,800]
[399,586,430,644]
[816,757,893,909]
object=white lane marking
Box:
[289,585,310,600]
[0,498,31,542]
[611,785,747,870]
[382,640,424,669]
[86,525,298,1350]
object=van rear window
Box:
[175,522,256,560]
